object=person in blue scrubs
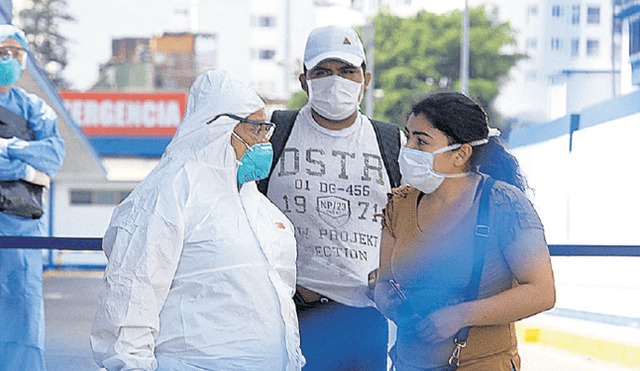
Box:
[0,25,65,370]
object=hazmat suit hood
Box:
[164,69,264,164]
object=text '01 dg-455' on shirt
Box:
[267,105,391,308]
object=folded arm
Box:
[0,105,65,184]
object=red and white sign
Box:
[59,91,188,137]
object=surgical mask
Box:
[307,75,363,120]
[399,129,501,194]
[233,132,273,184]
[0,56,23,86]
[399,145,469,194]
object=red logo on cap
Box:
[343,37,352,45]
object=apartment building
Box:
[474,0,625,124]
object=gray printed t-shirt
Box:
[267,105,391,307]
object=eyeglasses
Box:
[0,46,27,64]
[208,113,276,142]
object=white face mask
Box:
[399,144,469,194]
[307,75,364,120]
[399,129,500,194]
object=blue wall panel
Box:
[580,89,640,129]
[508,116,572,149]
[509,89,640,149]
[90,137,172,157]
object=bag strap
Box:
[269,109,299,173]
[370,118,402,189]
[448,176,496,370]
[257,109,299,195]
[0,105,34,141]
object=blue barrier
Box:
[0,236,103,250]
[1,237,640,256]
[548,245,640,256]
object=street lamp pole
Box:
[284,0,292,97]
[461,0,470,95]
[365,17,374,118]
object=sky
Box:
[60,0,186,91]
[59,0,466,91]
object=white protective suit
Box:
[90,70,304,371]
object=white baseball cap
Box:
[304,25,366,71]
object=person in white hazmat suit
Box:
[90,69,305,371]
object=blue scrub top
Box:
[0,85,66,236]
[0,85,65,364]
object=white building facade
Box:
[474,0,627,125]
[194,0,451,102]
[184,0,316,102]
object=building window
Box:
[527,4,538,23]
[587,6,600,24]
[552,5,563,17]
[631,19,640,55]
[527,38,538,50]
[257,49,276,60]
[70,190,132,205]
[70,190,92,205]
[614,18,623,35]
[586,39,600,56]
[571,5,580,25]
[571,38,580,57]
[252,16,276,28]
[260,16,276,27]
[551,38,562,50]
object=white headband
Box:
[467,127,501,147]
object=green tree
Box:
[286,91,308,110]
[368,6,524,129]
[17,0,75,89]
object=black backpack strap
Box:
[257,109,299,195]
[370,119,402,188]
[0,105,34,140]
[258,111,402,194]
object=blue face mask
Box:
[233,132,273,184]
[0,56,23,86]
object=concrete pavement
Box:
[43,270,640,371]
[44,271,102,371]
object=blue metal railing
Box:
[0,236,103,251]
[1,237,640,256]
[548,244,640,256]
[0,237,105,270]
[2,237,639,328]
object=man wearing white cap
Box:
[259,25,403,370]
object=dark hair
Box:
[410,92,528,192]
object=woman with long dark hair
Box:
[373,92,555,370]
